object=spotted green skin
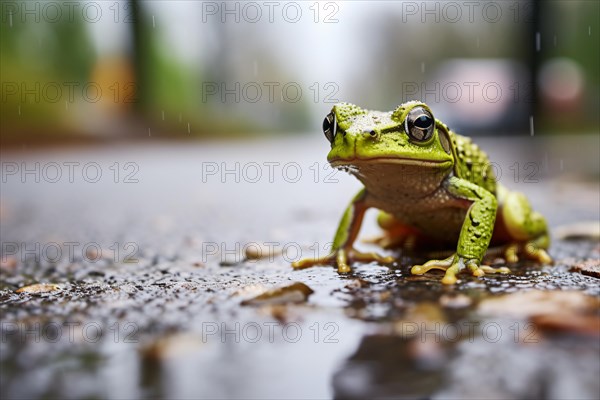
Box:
[294,101,551,284]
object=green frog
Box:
[292,101,551,284]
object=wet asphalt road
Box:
[1,134,599,399]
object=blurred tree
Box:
[0,0,95,144]
[130,0,149,113]
[537,0,599,133]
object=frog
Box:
[292,101,551,285]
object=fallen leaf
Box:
[241,282,314,306]
[478,290,600,337]
[569,259,600,279]
[245,243,282,260]
[479,290,599,319]
[531,314,600,337]
[16,283,61,294]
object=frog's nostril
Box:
[365,130,378,140]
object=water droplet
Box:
[536,32,541,52]
[529,116,534,136]
[152,15,155,28]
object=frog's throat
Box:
[329,157,453,169]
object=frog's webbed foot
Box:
[292,248,394,274]
[503,240,552,264]
[411,254,510,285]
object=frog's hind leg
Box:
[499,189,552,264]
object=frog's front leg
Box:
[411,177,508,284]
[292,189,394,273]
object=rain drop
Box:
[529,116,534,136]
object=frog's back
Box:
[445,126,497,195]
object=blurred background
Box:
[1,0,598,146]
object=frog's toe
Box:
[335,249,351,273]
[538,249,552,264]
[441,261,462,285]
[335,248,393,272]
[441,274,458,285]
[504,243,520,263]
[352,250,395,264]
[291,255,332,270]
[467,259,511,277]
[410,255,455,275]
[524,243,553,264]
[466,260,485,277]
[502,241,552,265]
[480,265,511,274]
[410,265,426,275]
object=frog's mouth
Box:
[329,157,452,168]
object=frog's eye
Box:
[405,107,434,142]
[323,112,337,144]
